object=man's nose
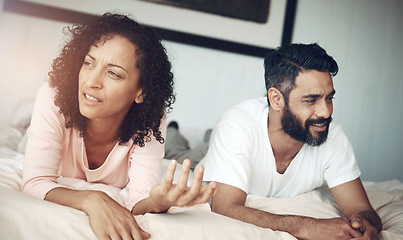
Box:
[315,99,332,119]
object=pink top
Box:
[22,83,165,211]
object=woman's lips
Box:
[84,93,102,102]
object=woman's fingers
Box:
[139,230,151,239]
[177,159,191,188]
[174,164,217,206]
[170,159,191,196]
[191,164,205,187]
[176,166,203,206]
[187,181,217,206]
[129,221,150,240]
[159,160,217,208]
[200,181,217,202]
[178,164,204,203]
[86,191,149,240]
[163,160,177,187]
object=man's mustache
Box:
[306,117,332,126]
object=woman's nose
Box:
[85,68,103,89]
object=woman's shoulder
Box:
[36,82,57,100]
[32,82,65,125]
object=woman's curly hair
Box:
[48,13,175,147]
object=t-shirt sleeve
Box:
[324,125,361,188]
[202,112,251,194]
[21,83,66,199]
[124,118,166,211]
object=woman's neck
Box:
[85,119,121,144]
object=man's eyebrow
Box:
[302,93,321,99]
[302,90,336,99]
[85,54,128,73]
[327,90,336,97]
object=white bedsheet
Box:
[0,126,402,239]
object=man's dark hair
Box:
[264,43,338,105]
[48,13,175,147]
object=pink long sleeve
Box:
[125,120,166,211]
[22,82,166,210]
[22,83,69,199]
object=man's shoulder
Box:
[220,97,268,121]
[234,97,267,109]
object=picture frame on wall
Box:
[3,0,297,57]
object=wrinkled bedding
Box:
[0,122,402,239]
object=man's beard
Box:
[281,105,332,146]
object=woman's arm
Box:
[22,83,65,198]
[133,159,216,215]
[46,187,150,240]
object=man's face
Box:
[281,103,332,146]
[281,70,335,146]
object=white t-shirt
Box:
[201,97,361,198]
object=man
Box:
[201,43,382,239]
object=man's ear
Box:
[134,89,144,104]
[267,87,285,111]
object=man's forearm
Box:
[359,210,383,232]
[215,203,312,238]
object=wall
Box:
[0,0,402,182]
[292,0,403,182]
[0,0,69,127]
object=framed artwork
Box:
[4,0,297,57]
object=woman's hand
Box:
[148,159,216,213]
[45,188,150,240]
[84,191,150,240]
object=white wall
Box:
[0,0,402,182]
[0,0,69,127]
[163,42,265,144]
[292,0,403,182]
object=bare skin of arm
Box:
[211,178,381,240]
[45,159,216,240]
[331,178,382,238]
[45,187,149,240]
[133,159,216,215]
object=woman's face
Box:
[78,34,142,125]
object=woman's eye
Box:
[108,71,122,79]
[83,61,94,67]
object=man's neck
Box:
[267,111,304,173]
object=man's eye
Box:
[304,99,316,103]
[326,97,335,102]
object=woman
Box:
[22,13,216,240]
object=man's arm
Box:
[211,182,363,240]
[331,178,382,234]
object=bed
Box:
[1,101,402,240]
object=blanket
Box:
[0,119,402,239]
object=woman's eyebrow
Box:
[86,54,128,73]
[108,63,128,73]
